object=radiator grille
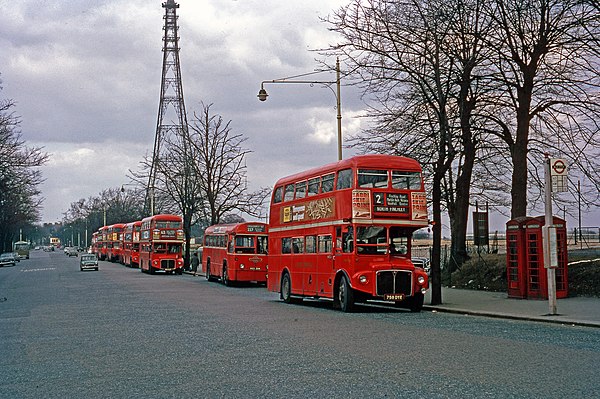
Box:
[376,270,412,296]
[161,259,175,269]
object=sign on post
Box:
[550,158,568,192]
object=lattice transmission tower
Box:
[147,0,189,215]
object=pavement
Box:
[184,270,599,328]
[424,287,600,328]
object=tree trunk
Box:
[449,85,476,269]
[511,79,534,219]
[430,170,444,306]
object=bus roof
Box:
[204,222,268,235]
[273,154,422,187]
[141,214,182,223]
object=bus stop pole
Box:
[543,155,558,315]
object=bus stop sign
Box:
[550,159,567,175]
[550,158,568,192]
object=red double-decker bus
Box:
[106,223,125,262]
[202,222,268,285]
[98,226,109,261]
[122,221,142,267]
[267,154,430,312]
[91,231,99,255]
[139,214,184,274]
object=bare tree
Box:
[188,103,270,226]
[484,0,600,218]
[0,85,48,251]
[131,103,269,268]
[323,0,490,304]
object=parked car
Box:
[80,254,98,271]
[412,257,431,276]
[0,252,17,267]
[66,247,78,257]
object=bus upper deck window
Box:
[358,169,388,188]
[321,173,335,193]
[295,181,307,199]
[307,178,320,196]
[392,171,422,190]
[336,168,353,190]
[284,184,295,201]
[273,186,283,203]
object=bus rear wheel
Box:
[206,263,214,282]
[338,275,355,312]
[281,272,293,303]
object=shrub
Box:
[445,250,600,297]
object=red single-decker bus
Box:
[139,214,184,274]
[267,154,429,312]
[202,222,268,286]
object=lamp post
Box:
[258,58,343,161]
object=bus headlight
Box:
[417,276,425,285]
[359,275,368,284]
[240,264,245,269]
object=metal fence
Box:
[412,226,600,271]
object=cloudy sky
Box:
[1,0,366,223]
[1,0,597,232]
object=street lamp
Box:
[258,58,343,161]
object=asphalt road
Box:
[1,250,599,398]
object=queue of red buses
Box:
[91,214,183,275]
[202,222,268,285]
[139,214,185,274]
[266,154,429,312]
[122,221,142,267]
[84,155,431,313]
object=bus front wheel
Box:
[338,275,355,313]
[222,265,230,286]
[408,293,424,312]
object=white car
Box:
[80,254,99,271]
[0,253,17,267]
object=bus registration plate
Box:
[384,294,405,301]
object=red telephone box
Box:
[505,216,568,299]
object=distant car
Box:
[412,257,431,276]
[66,247,78,257]
[0,252,17,267]
[13,252,21,262]
[80,254,99,271]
